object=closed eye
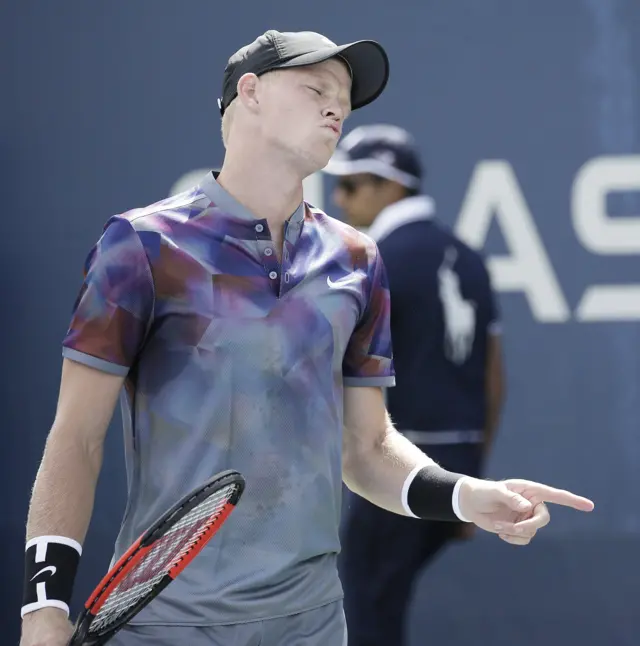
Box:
[307,86,323,96]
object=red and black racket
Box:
[68,470,245,646]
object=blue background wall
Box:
[3,1,639,644]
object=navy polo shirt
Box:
[368,195,500,445]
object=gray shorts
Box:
[108,600,347,646]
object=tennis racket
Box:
[68,469,245,646]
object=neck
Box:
[217,138,305,229]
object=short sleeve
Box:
[343,244,396,387]
[62,216,155,376]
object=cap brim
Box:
[322,155,360,176]
[277,40,389,111]
[322,152,421,188]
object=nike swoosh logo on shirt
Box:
[327,275,361,289]
[30,565,57,581]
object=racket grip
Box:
[67,629,83,646]
[67,614,94,646]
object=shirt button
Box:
[264,248,273,256]
[255,223,264,233]
[269,271,278,280]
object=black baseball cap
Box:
[323,124,423,189]
[218,30,390,116]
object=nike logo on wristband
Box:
[30,565,57,581]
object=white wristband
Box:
[400,464,426,518]
[452,476,473,523]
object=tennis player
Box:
[20,30,594,646]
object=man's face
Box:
[332,174,392,228]
[256,59,352,175]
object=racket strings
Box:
[90,483,237,633]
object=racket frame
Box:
[68,469,245,646]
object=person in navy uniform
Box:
[324,124,506,646]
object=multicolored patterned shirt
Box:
[62,172,395,625]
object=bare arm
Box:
[483,333,505,455]
[342,386,435,515]
[27,358,124,541]
[22,359,124,636]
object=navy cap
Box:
[219,30,389,116]
[323,124,423,189]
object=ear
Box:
[236,73,260,113]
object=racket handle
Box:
[67,613,95,646]
[68,632,106,646]
[67,627,83,646]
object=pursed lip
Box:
[324,122,341,136]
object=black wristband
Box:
[405,464,466,521]
[22,536,82,618]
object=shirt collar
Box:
[198,171,306,241]
[366,195,436,243]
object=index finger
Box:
[526,483,594,511]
